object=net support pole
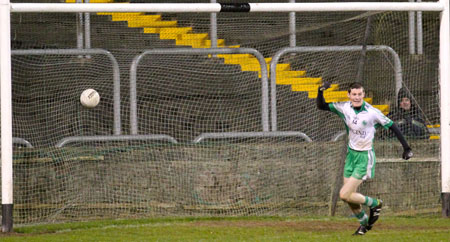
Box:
[0,0,13,232]
[210,0,217,49]
[416,0,423,54]
[84,0,91,58]
[440,0,450,218]
[408,0,416,54]
[75,0,83,54]
[289,0,296,47]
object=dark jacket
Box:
[387,89,429,139]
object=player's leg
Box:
[362,149,383,230]
[340,177,364,204]
[342,150,381,209]
[340,177,369,235]
[367,200,383,230]
[341,149,378,235]
[340,177,380,208]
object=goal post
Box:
[0,0,13,233]
[1,0,449,232]
[439,0,450,217]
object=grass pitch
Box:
[1,216,449,241]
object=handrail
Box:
[12,137,33,148]
[193,131,312,143]
[55,134,178,147]
[130,48,270,134]
[331,131,346,142]
[269,45,402,131]
[12,48,122,135]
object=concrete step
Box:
[97,12,144,17]
[144,27,193,34]
[308,90,347,99]
[276,71,306,79]
[239,63,290,72]
[113,15,161,22]
[291,84,339,92]
[129,20,177,28]
[372,104,390,115]
[276,77,322,85]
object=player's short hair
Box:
[348,82,365,93]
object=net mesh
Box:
[5,0,442,224]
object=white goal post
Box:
[0,0,449,232]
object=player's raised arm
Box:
[389,123,413,160]
[317,81,331,111]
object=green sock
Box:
[355,210,368,226]
[364,196,379,208]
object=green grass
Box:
[1,216,449,241]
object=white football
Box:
[80,89,100,108]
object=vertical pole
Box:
[84,0,91,58]
[210,0,217,48]
[76,0,83,57]
[0,0,14,232]
[355,16,373,85]
[416,0,423,55]
[408,0,416,54]
[84,12,90,49]
[440,0,450,218]
[289,0,296,47]
[330,137,348,216]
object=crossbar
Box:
[9,2,444,13]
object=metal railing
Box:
[55,134,178,147]
[12,48,122,135]
[129,48,270,135]
[12,137,33,148]
[193,131,312,143]
[269,45,403,131]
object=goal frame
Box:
[0,0,448,232]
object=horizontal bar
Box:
[193,131,312,143]
[12,137,33,148]
[249,2,444,12]
[10,2,444,13]
[55,134,178,147]
[11,3,220,13]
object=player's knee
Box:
[339,189,351,202]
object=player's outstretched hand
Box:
[402,148,413,160]
[319,81,331,91]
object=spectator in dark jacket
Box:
[387,88,429,139]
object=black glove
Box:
[402,148,413,160]
[319,81,331,91]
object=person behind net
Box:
[316,81,413,235]
[387,88,429,139]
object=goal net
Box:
[5,0,442,224]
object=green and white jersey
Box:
[329,101,393,151]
